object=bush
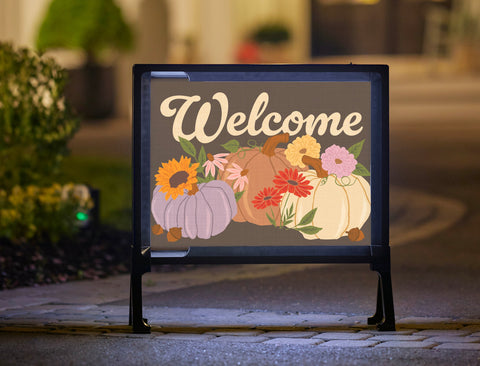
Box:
[0,42,79,190]
[0,183,93,244]
[252,23,291,44]
[36,0,133,64]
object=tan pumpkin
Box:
[280,157,370,240]
[218,133,302,226]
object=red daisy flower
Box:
[252,187,282,210]
[273,168,313,197]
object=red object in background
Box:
[236,42,260,63]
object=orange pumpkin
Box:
[218,133,303,226]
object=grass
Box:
[57,155,132,230]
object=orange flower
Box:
[155,156,199,200]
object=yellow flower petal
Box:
[285,135,321,168]
[155,156,198,200]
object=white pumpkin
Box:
[280,173,370,240]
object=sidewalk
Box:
[1,259,480,352]
[1,302,480,351]
[0,187,473,357]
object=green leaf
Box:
[297,208,317,226]
[283,219,293,226]
[266,212,276,227]
[296,226,322,235]
[179,137,196,158]
[221,139,240,153]
[282,204,294,223]
[287,204,294,217]
[348,139,365,159]
[234,190,245,202]
[196,176,208,184]
[352,162,370,176]
[198,146,206,168]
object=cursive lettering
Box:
[159,91,363,143]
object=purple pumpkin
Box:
[151,180,237,240]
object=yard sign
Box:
[131,64,394,333]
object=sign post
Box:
[130,64,394,333]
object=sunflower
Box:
[155,156,199,200]
[284,135,321,168]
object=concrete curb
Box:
[1,307,479,351]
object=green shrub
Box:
[252,23,291,44]
[36,0,133,64]
[0,183,93,244]
[0,42,79,190]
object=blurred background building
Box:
[0,0,478,119]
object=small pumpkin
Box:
[151,180,237,240]
[280,156,370,240]
[218,133,302,226]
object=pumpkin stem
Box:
[302,155,328,178]
[188,183,199,196]
[261,133,290,157]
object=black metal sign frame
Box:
[130,64,394,333]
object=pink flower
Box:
[321,145,357,178]
[203,153,228,177]
[226,163,249,191]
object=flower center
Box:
[207,153,214,161]
[169,171,189,188]
[287,179,298,186]
[299,148,307,154]
[335,158,343,164]
[263,195,272,201]
[241,169,249,176]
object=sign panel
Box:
[131,65,395,333]
[149,80,372,250]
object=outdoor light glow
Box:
[76,212,89,221]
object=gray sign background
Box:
[149,80,371,250]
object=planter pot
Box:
[258,43,290,63]
[65,64,115,119]
[453,42,480,74]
